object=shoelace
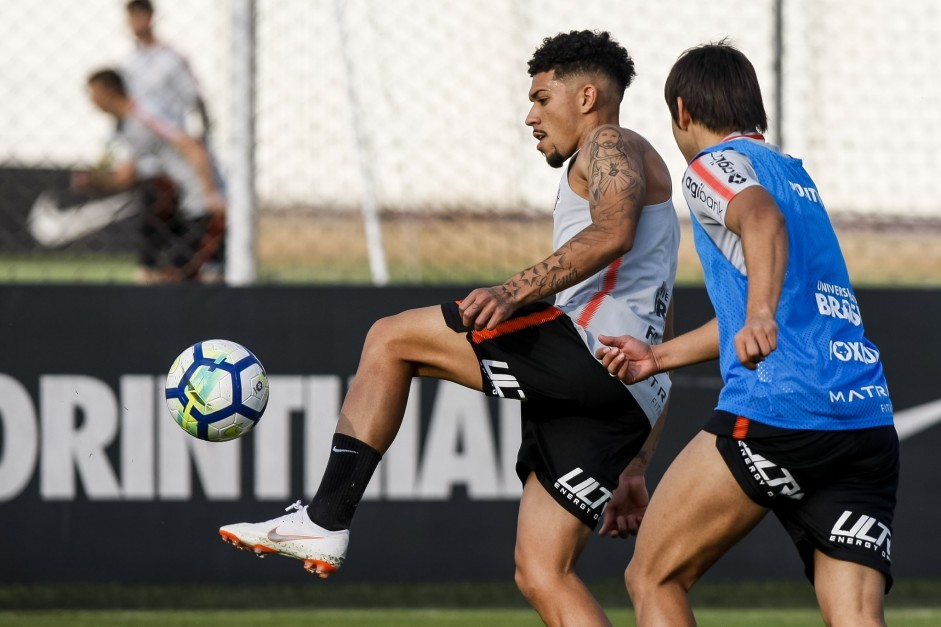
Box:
[285,499,304,513]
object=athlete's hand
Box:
[735,315,778,369]
[205,190,226,216]
[459,286,516,331]
[596,335,662,384]
[599,473,648,538]
[70,170,93,192]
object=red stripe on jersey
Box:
[576,257,623,328]
[722,132,765,142]
[690,157,737,202]
[470,306,565,343]
[131,102,185,144]
[732,415,751,440]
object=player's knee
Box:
[624,559,644,600]
[514,550,558,603]
[625,556,685,600]
[514,561,540,603]
[362,314,406,357]
[513,562,534,601]
[513,551,538,600]
[362,309,437,371]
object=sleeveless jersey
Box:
[119,103,217,218]
[685,136,893,430]
[553,154,680,424]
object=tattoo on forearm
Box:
[503,254,580,300]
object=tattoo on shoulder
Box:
[587,126,642,206]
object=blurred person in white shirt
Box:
[124,0,210,141]
[73,69,225,283]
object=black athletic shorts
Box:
[139,177,225,280]
[705,411,899,591]
[442,300,651,528]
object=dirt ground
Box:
[257,209,941,286]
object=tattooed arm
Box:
[460,125,646,330]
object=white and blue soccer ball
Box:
[165,339,269,442]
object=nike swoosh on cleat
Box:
[332,446,359,454]
[267,526,326,543]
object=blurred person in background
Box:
[218,30,679,627]
[124,0,211,141]
[598,41,897,627]
[72,69,225,283]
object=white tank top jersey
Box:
[125,43,203,132]
[116,103,217,218]
[553,153,680,424]
[681,132,767,274]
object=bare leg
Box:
[514,473,610,627]
[626,431,768,627]
[336,306,483,452]
[222,305,488,575]
[814,552,887,627]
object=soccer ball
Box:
[165,339,269,442]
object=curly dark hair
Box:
[528,30,636,95]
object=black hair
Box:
[528,30,636,95]
[664,40,768,134]
[126,0,154,14]
[88,69,128,97]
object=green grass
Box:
[4,579,939,610]
[0,254,139,283]
[0,254,714,285]
[2,581,939,626]
[2,248,938,286]
[0,254,531,285]
[1,608,939,627]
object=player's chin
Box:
[545,150,566,168]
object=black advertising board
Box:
[0,285,938,584]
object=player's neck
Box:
[580,113,620,143]
[114,99,135,119]
[681,123,729,161]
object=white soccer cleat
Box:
[219,500,349,578]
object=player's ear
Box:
[579,84,598,113]
[674,96,692,130]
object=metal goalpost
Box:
[227,0,389,286]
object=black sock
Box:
[307,433,382,531]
